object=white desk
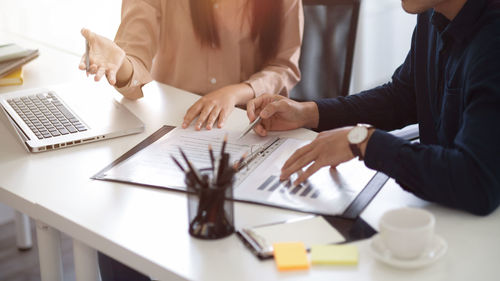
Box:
[1,33,500,281]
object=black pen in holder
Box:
[186,167,235,239]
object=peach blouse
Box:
[114,0,303,98]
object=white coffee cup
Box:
[379,207,435,260]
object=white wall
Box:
[350,0,417,94]
[0,0,122,56]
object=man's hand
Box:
[280,127,362,186]
[246,94,319,136]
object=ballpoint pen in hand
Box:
[85,39,90,75]
[238,116,262,140]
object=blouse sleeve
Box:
[244,0,304,97]
[113,0,161,99]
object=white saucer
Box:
[368,234,447,269]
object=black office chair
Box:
[290,0,360,101]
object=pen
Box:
[208,144,215,171]
[238,116,262,140]
[179,148,202,184]
[85,39,90,74]
[220,134,228,157]
[170,155,185,172]
[233,152,248,170]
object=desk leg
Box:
[15,211,33,250]
[35,220,64,281]
[73,238,101,281]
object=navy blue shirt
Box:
[315,0,500,215]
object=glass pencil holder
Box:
[186,171,235,240]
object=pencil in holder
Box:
[186,170,235,239]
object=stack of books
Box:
[0,68,24,86]
[0,44,39,86]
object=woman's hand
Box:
[78,28,130,86]
[182,84,254,130]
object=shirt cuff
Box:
[314,99,352,131]
[364,129,406,177]
[245,78,268,98]
[115,56,150,98]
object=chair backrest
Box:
[290,0,360,100]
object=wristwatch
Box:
[347,124,373,160]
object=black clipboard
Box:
[92,125,388,219]
[236,215,376,260]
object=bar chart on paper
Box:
[233,137,378,216]
[256,175,320,199]
[94,127,379,216]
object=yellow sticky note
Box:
[0,68,23,86]
[273,242,310,271]
[310,244,358,265]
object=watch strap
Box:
[349,143,364,161]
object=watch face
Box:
[348,126,368,144]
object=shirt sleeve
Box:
[113,0,161,99]
[364,38,500,216]
[314,48,418,132]
[244,0,303,97]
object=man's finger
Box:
[293,162,321,186]
[249,94,277,119]
[280,144,315,179]
[260,99,287,119]
[254,116,271,134]
[246,99,257,122]
[253,123,267,137]
[250,95,268,112]
[282,143,314,170]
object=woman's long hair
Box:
[189,0,283,64]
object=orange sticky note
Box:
[273,242,310,271]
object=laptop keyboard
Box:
[7,92,87,139]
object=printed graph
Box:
[256,175,320,199]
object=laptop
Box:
[0,82,144,152]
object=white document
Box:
[101,127,377,216]
[105,127,275,188]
